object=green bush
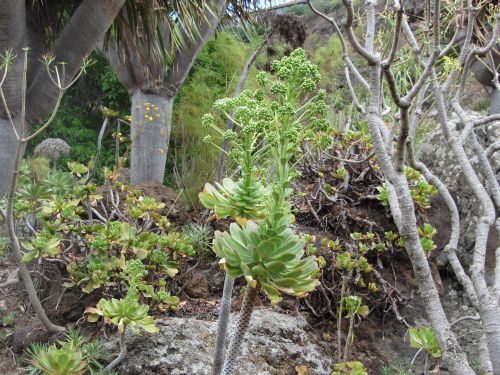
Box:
[168,32,262,208]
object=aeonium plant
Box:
[86,288,159,371]
[200,48,331,375]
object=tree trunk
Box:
[130,90,173,185]
[365,107,475,375]
[212,276,234,375]
[107,0,227,185]
[26,0,127,123]
[0,0,26,112]
[491,88,500,114]
[0,119,18,198]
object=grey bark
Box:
[130,91,173,185]
[212,276,234,375]
[492,88,500,115]
[26,0,126,123]
[366,110,474,375]
[0,0,26,111]
[433,79,500,373]
[0,120,19,200]
[106,330,127,370]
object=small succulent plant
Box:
[86,296,159,335]
[214,218,319,304]
[183,223,213,257]
[26,329,109,375]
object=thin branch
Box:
[365,0,377,53]
[307,0,369,92]
[395,107,410,172]
[486,140,500,159]
[383,0,403,67]
[474,113,500,127]
[341,0,379,65]
[22,90,64,142]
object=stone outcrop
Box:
[418,112,499,272]
[110,309,334,375]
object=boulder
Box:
[111,309,334,375]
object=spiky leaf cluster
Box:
[214,218,319,304]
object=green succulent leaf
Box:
[408,326,442,358]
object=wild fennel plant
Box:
[200,48,330,374]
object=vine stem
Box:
[221,285,258,375]
[212,275,234,375]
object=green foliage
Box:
[332,361,368,375]
[0,237,9,258]
[3,311,16,327]
[13,163,192,313]
[418,223,438,253]
[472,97,491,114]
[309,34,343,92]
[377,167,437,211]
[86,295,159,336]
[199,176,267,220]
[168,32,261,207]
[343,296,369,319]
[408,326,442,358]
[378,363,415,375]
[62,212,188,311]
[26,329,109,375]
[214,220,319,304]
[30,345,85,375]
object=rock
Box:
[112,309,334,375]
[11,326,51,354]
[418,111,500,274]
[182,270,209,299]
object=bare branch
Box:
[365,0,377,53]
[307,0,369,92]
[341,0,379,64]
[407,143,478,307]
[486,140,500,159]
[383,1,403,67]
[394,107,409,172]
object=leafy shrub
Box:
[13,162,193,313]
[408,326,442,359]
[26,329,112,375]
